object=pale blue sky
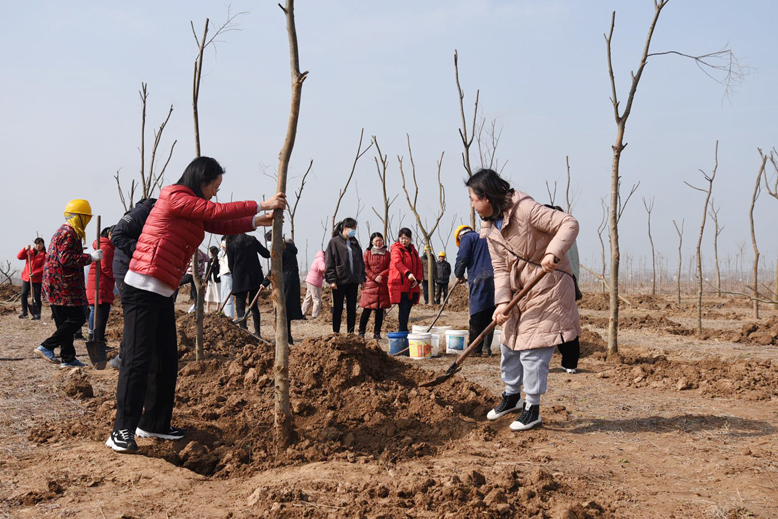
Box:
[3,1,776,279]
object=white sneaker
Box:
[486,392,524,420]
[509,403,542,431]
[565,368,577,374]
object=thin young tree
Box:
[370,136,398,240]
[287,159,313,242]
[475,116,507,174]
[454,49,479,229]
[597,199,608,293]
[749,152,768,318]
[762,148,778,308]
[565,156,574,214]
[684,141,718,334]
[397,134,446,300]
[673,219,684,305]
[603,0,749,359]
[331,129,373,235]
[642,196,656,296]
[273,0,308,447]
[708,199,724,297]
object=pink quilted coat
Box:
[305,251,326,288]
[480,191,581,351]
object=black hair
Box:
[209,245,219,257]
[333,217,358,238]
[33,237,45,246]
[100,226,112,239]
[367,232,384,251]
[397,227,412,240]
[464,168,515,221]
[175,157,225,198]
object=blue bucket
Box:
[387,331,409,356]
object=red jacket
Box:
[359,246,391,310]
[388,241,423,305]
[43,224,92,306]
[129,185,258,290]
[17,248,46,283]
[87,237,116,305]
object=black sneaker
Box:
[135,426,184,440]
[487,392,524,420]
[106,429,138,453]
[510,403,541,431]
[18,313,28,319]
[31,315,41,321]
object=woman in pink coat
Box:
[301,250,326,319]
[467,169,580,432]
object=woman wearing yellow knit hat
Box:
[36,199,103,367]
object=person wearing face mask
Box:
[105,157,286,454]
[324,218,366,334]
[358,232,391,340]
[36,200,102,368]
[388,228,423,332]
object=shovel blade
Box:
[86,340,107,370]
[419,364,461,388]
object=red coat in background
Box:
[359,246,391,310]
[129,185,258,290]
[43,224,92,306]
[87,237,116,305]
[388,241,423,305]
[16,248,46,283]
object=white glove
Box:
[90,249,104,261]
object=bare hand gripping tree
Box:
[398,134,446,301]
[115,83,177,212]
[603,0,749,360]
[684,141,718,335]
[274,0,308,447]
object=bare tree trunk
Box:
[750,153,767,319]
[565,156,573,214]
[685,141,718,335]
[709,200,723,297]
[274,0,308,448]
[642,197,656,296]
[673,220,684,305]
[453,50,479,230]
[371,136,396,240]
[331,129,372,235]
[287,159,313,242]
[597,199,607,294]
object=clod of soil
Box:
[62,370,94,399]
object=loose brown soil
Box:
[1,291,776,518]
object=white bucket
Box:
[411,325,432,334]
[444,330,468,354]
[491,329,502,352]
[408,333,432,359]
[430,326,450,357]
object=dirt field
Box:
[1,286,777,518]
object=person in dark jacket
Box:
[87,227,116,343]
[17,237,46,320]
[110,197,157,370]
[455,225,496,356]
[420,246,437,305]
[36,199,102,368]
[228,233,270,336]
[435,251,452,304]
[388,228,423,332]
[204,245,221,313]
[358,232,390,340]
[262,233,304,343]
[325,218,365,334]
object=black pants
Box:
[358,308,384,336]
[114,284,177,433]
[234,289,261,336]
[332,283,358,333]
[41,305,86,363]
[21,281,42,316]
[398,292,413,332]
[435,282,449,304]
[89,303,112,341]
[469,307,496,355]
[179,274,197,302]
[422,281,430,304]
[558,337,580,370]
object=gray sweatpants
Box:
[500,344,555,405]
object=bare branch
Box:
[332,128,373,234]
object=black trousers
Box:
[422,281,430,304]
[469,307,496,355]
[114,284,177,433]
[89,303,112,341]
[558,337,580,370]
[179,274,197,302]
[358,308,385,336]
[234,289,261,336]
[332,283,358,333]
[41,305,86,363]
[20,281,42,316]
[398,292,413,332]
[435,282,449,304]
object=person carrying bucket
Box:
[467,169,580,432]
[454,224,496,356]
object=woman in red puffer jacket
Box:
[106,156,286,454]
[358,232,391,340]
[87,227,116,343]
[388,228,423,332]
[17,237,46,319]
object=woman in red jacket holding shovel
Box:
[17,238,46,320]
[106,157,286,454]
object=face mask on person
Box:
[347,229,356,238]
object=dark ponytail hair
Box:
[366,232,384,251]
[464,168,515,221]
[100,226,113,239]
[397,227,412,240]
[333,217,358,238]
[176,157,225,198]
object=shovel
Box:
[86,215,107,370]
[425,278,463,333]
[232,286,263,325]
[420,270,547,388]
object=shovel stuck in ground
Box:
[420,270,547,388]
[85,215,107,370]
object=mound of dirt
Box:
[598,353,778,400]
[582,313,694,335]
[445,284,469,312]
[579,328,607,360]
[61,370,94,399]
[577,292,609,311]
[0,283,21,299]
[176,312,260,359]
